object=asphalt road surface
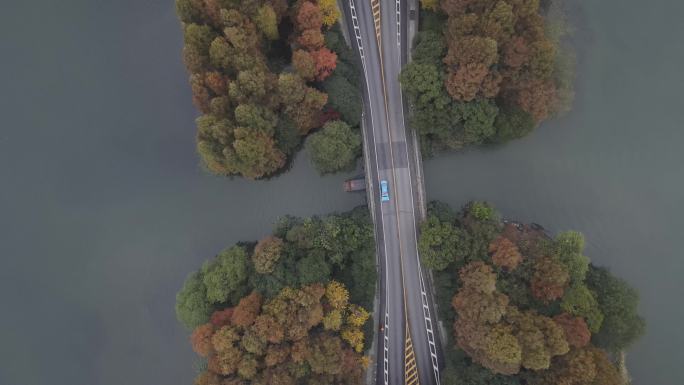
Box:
[340,1,442,384]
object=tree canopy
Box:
[421,201,644,384]
[418,215,467,270]
[306,120,361,174]
[192,283,368,384]
[176,0,356,178]
[176,207,376,384]
[586,266,646,352]
[406,0,576,154]
[176,271,213,329]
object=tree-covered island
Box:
[419,201,645,385]
[175,207,376,384]
[402,0,575,155]
[175,1,644,384]
[176,0,363,178]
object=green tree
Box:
[554,231,590,283]
[278,73,327,134]
[506,309,569,371]
[458,99,499,144]
[400,61,460,143]
[184,23,215,58]
[324,28,358,72]
[175,0,203,23]
[292,49,316,81]
[427,200,457,223]
[443,361,521,385]
[307,334,344,375]
[469,201,496,221]
[492,106,535,143]
[412,31,446,65]
[232,127,286,179]
[419,215,466,270]
[274,117,302,156]
[255,5,278,40]
[234,104,278,134]
[460,202,502,261]
[560,284,604,333]
[230,69,271,105]
[176,271,213,329]
[401,63,452,112]
[202,246,249,305]
[586,266,646,352]
[297,253,332,285]
[323,310,343,331]
[424,0,574,149]
[482,324,522,374]
[209,37,232,70]
[322,72,362,126]
[306,120,361,174]
[278,73,307,106]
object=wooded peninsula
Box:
[175,207,376,384]
[419,201,645,385]
[177,0,363,179]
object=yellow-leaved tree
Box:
[318,0,340,26]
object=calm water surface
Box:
[425,1,684,384]
[0,2,362,384]
[0,0,681,384]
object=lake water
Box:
[0,0,680,384]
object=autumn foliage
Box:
[528,346,623,385]
[190,283,368,384]
[176,208,377,384]
[311,48,338,81]
[176,0,338,178]
[422,201,642,384]
[553,313,591,348]
[294,2,338,82]
[531,256,570,302]
[488,236,522,270]
[251,236,284,274]
[402,1,575,153]
[439,0,562,122]
[452,261,568,374]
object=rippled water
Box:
[0,0,680,384]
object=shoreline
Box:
[618,351,631,385]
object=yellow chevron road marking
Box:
[405,323,420,385]
[370,0,381,42]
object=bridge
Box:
[338,0,444,384]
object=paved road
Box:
[340,1,442,384]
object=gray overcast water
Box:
[0,0,681,384]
